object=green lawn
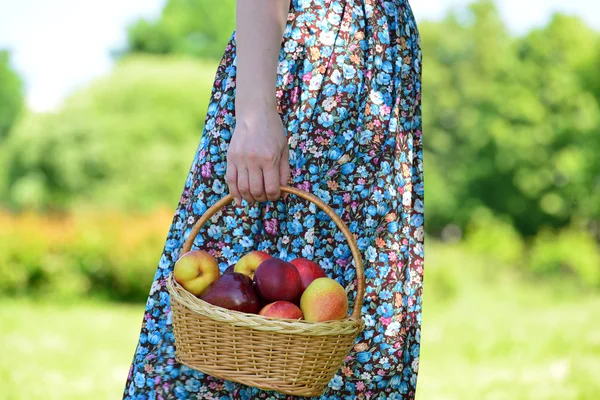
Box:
[1,282,599,399]
[1,301,142,400]
[417,283,600,399]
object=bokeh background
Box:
[1,0,599,398]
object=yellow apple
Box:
[233,251,271,279]
[173,250,220,296]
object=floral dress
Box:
[124,0,423,399]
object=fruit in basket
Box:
[300,278,348,322]
[173,250,220,296]
[290,258,327,292]
[200,272,261,314]
[234,251,271,279]
[259,301,303,320]
[254,258,302,303]
[223,265,236,275]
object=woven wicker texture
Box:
[167,185,365,396]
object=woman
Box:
[124,0,423,398]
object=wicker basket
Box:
[167,185,365,397]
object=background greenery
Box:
[1,0,599,398]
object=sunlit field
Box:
[2,1,600,399]
[2,273,598,399]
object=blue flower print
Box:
[124,0,423,398]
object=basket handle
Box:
[180,185,365,322]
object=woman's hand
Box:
[229,0,290,205]
[226,106,290,204]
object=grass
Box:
[1,279,599,399]
[417,283,600,399]
[0,300,142,400]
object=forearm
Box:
[235,0,289,115]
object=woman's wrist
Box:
[235,94,278,117]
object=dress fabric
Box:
[124,0,423,399]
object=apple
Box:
[234,251,271,279]
[200,272,261,314]
[173,250,220,296]
[223,265,236,275]
[254,258,302,303]
[290,258,327,292]
[259,301,303,320]
[300,278,348,322]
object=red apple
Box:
[173,250,220,296]
[300,278,348,322]
[234,251,271,279]
[259,301,303,320]
[223,265,235,275]
[200,272,261,314]
[290,258,327,292]
[254,258,302,303]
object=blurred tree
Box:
[125,0,236,61]
[422,0,600,237]
[3,0,599,242]
[0,0,598,287]
[0,50,24,141]
[3,56,217,211]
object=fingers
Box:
[279,146,291,200]
[226,162,242,205]
[279,146,290,186]
[237,168,256,204]
[226,121,289,205]
[263,165,281,202]
[248,166,267,203]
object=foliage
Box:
[125,0,236,61]
[529,227,600,287]
[0,50,24,141]
[0,210,172,301]
[422,1,600,238]
[462,207,525,266]
[0,0,599,291]
[2,56,217,211]
[4,1,599,237]
[1,210,598,304]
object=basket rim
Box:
[167,274,365,336]
[179,185,366,321]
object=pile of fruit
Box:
[173,250,349,322]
